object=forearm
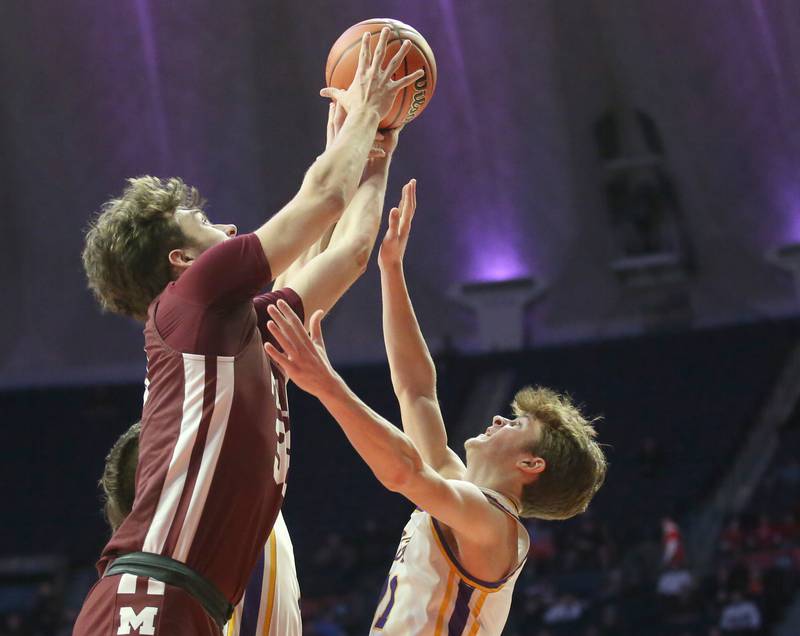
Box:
[304,106,382,208]
[379,260,462,474]
[380,263,437,398]
[272,222,336,291]
[318,374,423,490]
[255,107,381,279]
[326,158,390,252]
[283,162,390,320]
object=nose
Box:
[492,415,505,427]
[224,224,237,237]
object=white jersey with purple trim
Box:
[225,512,301,636]
[370,489,529,636]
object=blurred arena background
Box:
[2,1,800,634]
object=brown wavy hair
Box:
[82,176,203,320]
[514,386,607,520]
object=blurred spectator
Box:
[657,563,694,597]
[776,511,800,545]
[718,591,762,634]
[307,609,347,636]
[542,594,585,625]
[719,517,744,555]
[748,514,779,552]
[2,613,24,636]
[525,519,557,566]
[572,515,607,569]
[662,516,686,567]
[597,603,625,635]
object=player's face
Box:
[464,414,539,458]
[175,207,237,253]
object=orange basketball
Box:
[325,18,437,129]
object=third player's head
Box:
[82,176,237,321]
[464,386,607,521]
[100,421,141,532]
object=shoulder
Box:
[444,480,513,544]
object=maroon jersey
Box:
[99,233,303,605]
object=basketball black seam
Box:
[389,54,410,129]
[389,22,407,129]
[327,24,385,85]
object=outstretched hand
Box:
[264,301,338,397]
[378,178,417,269]
[320,27,424,123]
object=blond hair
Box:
[82,176,203,320]
[513,386,607,520]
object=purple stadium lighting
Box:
[783,194,800,244]
[470,246,529,284]
[134,0,170,167]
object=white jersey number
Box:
[272,375,290,496]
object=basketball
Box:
[325,19,437,129]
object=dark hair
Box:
[100,422,141,531]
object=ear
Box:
[517,455,546,480]
[168,248,195,272]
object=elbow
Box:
[317,185,348,219]
[343,234,373,278]
[353,236,373,275]
[379,454,423,493]
[380,464,414,493]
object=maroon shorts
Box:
[73,572,219,635]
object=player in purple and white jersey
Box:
[262,181,609,636]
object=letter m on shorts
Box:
[117,606,158,635]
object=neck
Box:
[464,465,523,514]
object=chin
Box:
[464,434,486,449]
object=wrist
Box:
[317,371,347,403]
[379,259,404,274]
[348,105,382,127]
[362,156,391,181]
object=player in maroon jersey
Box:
[74,29,420,636]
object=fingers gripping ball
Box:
[326,18,437,129]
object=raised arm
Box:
[255,29,423,280]
[271,103,345,292]
[275,114,402,325]
[263,302,505,546]
[378,182,467,478]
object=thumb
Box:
[320,87,343,101]
[384,207,400,240]
[310,310,326,348]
